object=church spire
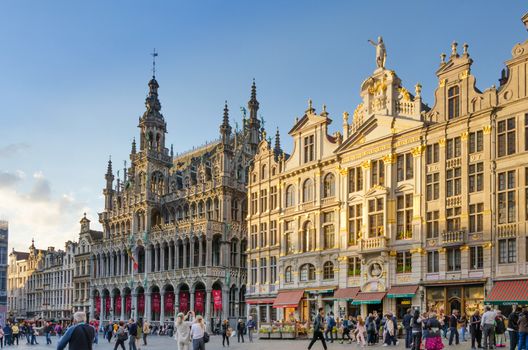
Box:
[274,127,282,154]
[220,101,232,144]
[248,79,260,123]
[131,138,136,155]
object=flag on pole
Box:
[127,248,139,271]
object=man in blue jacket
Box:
[57,312,95,350]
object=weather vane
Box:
[151,48,158,78]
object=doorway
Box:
[367,303,382,316]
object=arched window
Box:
[285,266,293,283]
[448,86,460,119]
[303,179,313,202]
[261,164,267,180]
[323,173,335,198]
[323,261,334,280]
[300,263,316,282]
[285,185,295,207]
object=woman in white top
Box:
[190,315,205,350]
[175,311,194,350]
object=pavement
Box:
[2,334,473,350]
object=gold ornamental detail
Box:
[461,131,469,141]
[411,145,426,157]
[361,160,371,169]
[438,138,446,147]
[459,70,469,80]
[483,125,492,135]
[439,79,447,87]
[383,153,397,164]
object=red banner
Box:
[179,291,189,313]
[165,292,174,313]
[95,296,101,314]
[115,295,122,314]
[138,294,145,313]
[125,295,132,313]
[212,290,222,311]
[195,291,205,314]
[152,293,161,314]
[105,296,111,313]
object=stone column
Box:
[206,239,212,266]
[101,296,106,322]
[175,290,180,314]
[160,291,165,324]
[205,289,212,331]
[183,242,187,268]
[199,237,204,267]
[121,251,125,276]
[190,291,195,313]
[175,242,180,269]
[154,245,159,272]
[89,294,95,320]
[222,288,228,320]
[146,246,152,273]
[120,293,125,321]
[168,243,173,270]
[190,239,195,268]
[144,292,151,322]
[132,293,138,321]
[110,295,115,321]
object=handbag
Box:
[203,331,209,343]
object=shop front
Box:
[425,283,484,316]
[352,291,386,316]
[387,285,419,319]
[246,298,275,324]
[334,287,361,317]
[486,279,528,315]
[273,289,304,322]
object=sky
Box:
[0,1,526,252]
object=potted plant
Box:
[258,326,270,339]
[281,324,296,339]
[270,325,281,339]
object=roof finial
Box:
[440,53,446,64]
[151,48,158,78]
[306,98,315,114]
[131,138,136,154]
[170,144,174,158]
[248,79,259,122]
[106,156,113,175]
[451,41,458,57]
[321,104,328,117]
[463,43,469,56]
[274,127,281,154]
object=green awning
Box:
[386,285,418,298]
[350,292,386,305]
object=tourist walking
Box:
[11,323,19,346]
[221,319,230,347]
[56,311,96,350]
[246,315,256,342]
[366,313,377,345]
[175,312,193,350]
[3,324,11,347]
[481,306,497,350]
[424,312,444,350]
[308,307,328,350]
[384,312,397,346]
[470,310,482,350]
[495,310,506,347]
[339,315,353,344]
[459,313,468,342]
[508,306,521,350]
[448,309,460,345]
[356,315,367,347]
[0,326,4,349]
[127,319,138,350]
[411,309,423,350]
[324,312,335,343]
[403,308,413,349]
[518,309,528,350]
[190,315,206,350]
[45,321,53,345]
[114,321,128,350]
[236,319,245,343]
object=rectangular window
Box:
[426,143,439,164]
[469,162,484,193]
[469,203,484,233]
[368,198,384,237]
[526,168,528,220]
[427,251,439,273]
[426,173,440,200]
[323,211,335,249]
[251,259,257,284]
[347,257,361,277]
[396,194,413,239]
[348,204,362,245]
[498,170,516,224]
[348,166,363,193]
[260,189,268,212]
[499,238,517,264]
[259,223,267,248]
[446,207,461,231]
[397,153,414,181]
[498,117,516,157]
[447,247,461,271]
[250,225,257,249]
[371,159,385,186]
[270,256,277,283]
[396,251,412,274]
[426,211,439,239]
[259,257,267,284]
[284,221,293,255]
[469,246,483,270]
[446,167,462,197]
[303,135,315,163]
[250,192,258,215]
[269,220,277,246]
[469,131,484,154]
[446,137,461,159]
[270,186,277,210]
[525,114,528,151]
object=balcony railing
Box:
[396,230,413,240]
[446,195,462,207]
[360,237,387,251]
[497,224,517,238]
[441,230,466,244]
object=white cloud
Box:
[0,171,96,251]
[0,143,30,158]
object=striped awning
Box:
[387,285,418,298]
[486,280,528,305]
[351,292,386,305]
[334,287,361,300]
[273,290,304,308]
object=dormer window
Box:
[303,135,315,163]
[448,86,460,119]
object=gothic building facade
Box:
[246,14,528,323]
[90,75,261,326]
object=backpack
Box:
[495,317,505,334]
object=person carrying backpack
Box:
[324,312,335,343]
[495,310,506,347]
[508,306,522,350]
[114,321,127,350]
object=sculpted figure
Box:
[368,36,386,69]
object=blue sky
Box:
[0,1,526,251]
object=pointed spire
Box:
[220,101,232,144]
[170,144,174,158]
[131,138,136,154]
[305,98,315,114]
[223,101,230,128]
[321,104,328,117]
[274,127,281,154]
[248,79,260,126]
[106,156,113,176]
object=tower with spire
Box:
[247,80,261,152]
[103,157,114,210]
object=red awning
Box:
[351,292,386,305]
[273,290,304,308]
[387,285,418,298]
[246,298,275,305]
[334,287,361,300]
[486,279,528,305]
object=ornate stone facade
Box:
[90,75,261,327]
[247,15,528,322]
